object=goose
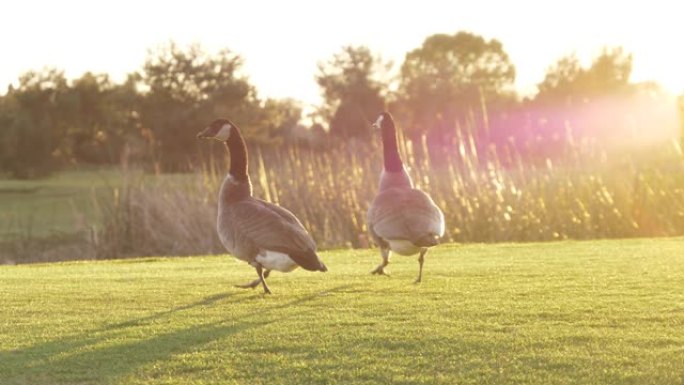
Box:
[367,112,445,283]
[197,119,327,294]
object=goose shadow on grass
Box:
[1,284,356,384]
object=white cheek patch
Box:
[215,123,232,141]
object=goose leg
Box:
[236,269,271,290]
[415,248,427,284]
[257,265,271,294]
[371,248,391,276]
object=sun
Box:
[654,69,684,95]
[633,57,684,96]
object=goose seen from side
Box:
[197,119,327,294]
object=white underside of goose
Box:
[255,250,299,272]
[387,239,421,256]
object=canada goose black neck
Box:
[380,114,404,172]
[226,126,249,183]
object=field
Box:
[0,169,196,239]
[2,237,683,384]
[0,169,215,263]
[0,170,122,238]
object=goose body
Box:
[367,112,445,282]
[198,119,326,293]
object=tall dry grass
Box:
[2,127,683,263]
[89,171,223,260]
[244,134,684,249]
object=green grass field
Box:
[1,237,683,384]
[0,169,125,238]
[0,169,200,242]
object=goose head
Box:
[198,118,250,184]
[372,111,405,173]
[372,112,394,131]
[197,119,234,142]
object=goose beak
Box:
[196,127,210,139]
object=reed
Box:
[2,125,683,263]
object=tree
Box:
[0,42,305,177]
[316,46,387,138]
[0,69,143,177]
[0,69,69,178]
[64,72,143,164]
[255,98,303,143]
[536,47,633,103]
[536,55,583,101]
[530,48,676,147]
[140,43,258,170]
[397,31,516,138]
[0,90,16,172]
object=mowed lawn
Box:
[0,169,194,239]
[1,238,683,384]
[0,170,124,238]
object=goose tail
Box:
[288,249,328,272]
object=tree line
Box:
[0,32,679,178]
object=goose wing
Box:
[368,188,445,244]
[229,199,324,271]
[254,198,306,228]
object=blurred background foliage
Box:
[0,32,682,262]
[1,33,678,177]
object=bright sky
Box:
[2,0,683,108]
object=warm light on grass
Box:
[1,237,683,384]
